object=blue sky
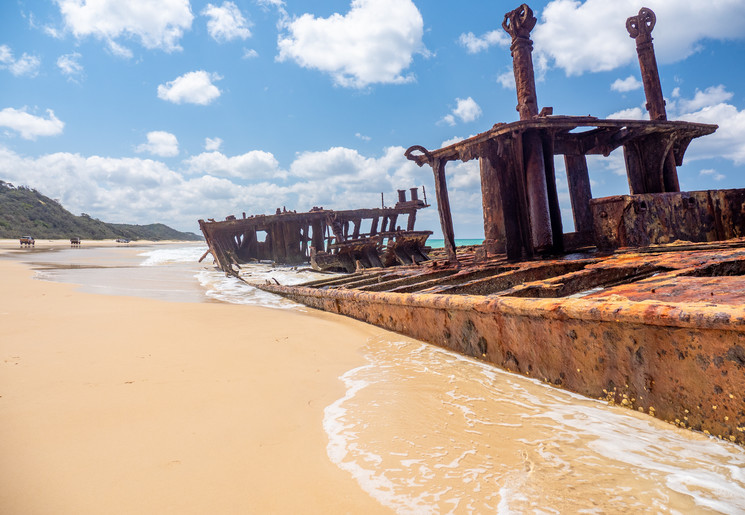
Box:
[1,0,744,238]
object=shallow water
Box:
[13,244,745,513]
[326,339,745,513]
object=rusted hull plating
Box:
[259,243,745,444]
[208,4,745,445]
[199,188,431,275]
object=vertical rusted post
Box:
[563,154,593,234]
[268,225,279,263]
[283,221,299,262]
[503,4,553,251]
[541,133,564,253]
[406,210,417,231]
[480,144,506,254]
[389,214,399,232]
[300,225,308,258]
[410,188,419,202]
[503,4,538,119]
[432,157,458,263]
[370,217,379,236]
[311,219,324,253]
[397,190,407,203]
[626,7,679,192]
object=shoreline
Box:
[0,254,391,513]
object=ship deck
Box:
[258,240,745,445]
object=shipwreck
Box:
[199,187,431,273]
[254,5,745,444]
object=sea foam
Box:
[324,338,745,513]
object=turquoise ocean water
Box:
[428,238,483,248]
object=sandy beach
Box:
[3,239,745,513]
[0,240,390,513]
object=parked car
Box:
[19,236,34,246]
[115,238,130,243]
[70,237,81,245]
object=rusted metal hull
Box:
[592,188,745,249]
[199,188,431,276]
[207,4,745,445]
[258,242,745,445]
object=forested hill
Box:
[0,181,202,241]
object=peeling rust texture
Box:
[406,5,721,263]
[205,6,745,446]
[258,241,745,445]
[198,188,431,276]
[591,189,745,249]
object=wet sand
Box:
[0,241,391,513]
[3,240,745,513]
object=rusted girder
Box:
[200,189,432,275]
[626,7,679,193]
[503,4,553,252]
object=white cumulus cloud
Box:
[0,44,41,77]
[202,1,251,42]
[676,85,733,113]
[0,107,64,140]
[442,97,482,126]
[204,137,223,151]
[276,0,425,88]
[135,131,179,157]
[184,150,284,179]
[458,30,510,54]
[677,98,745,165]
[607,106,646,120]
[55,0,194,56]
[57,52,84,79]
[0,143,437,235]
[611,75,642,93]
[497,71,516,90]
[699,168,725,182]
[157,71,222,105]
[533,0,745,76]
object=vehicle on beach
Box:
[19,236,34,247]
[70,237,81,246]
[115,238,130,243]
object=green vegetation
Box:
[0,181,202,241]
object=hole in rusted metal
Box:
[682,260,745,277]
[359,269,459,292]
[438,262,590,296]
[505,265,664,298]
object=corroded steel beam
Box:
[626,7,666,121]
[627,7,679,193]
[563,154,593,235]
[503,4,553,252]
[502,4,539,120]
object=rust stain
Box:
[202,6,745,446]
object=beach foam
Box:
[195,259,340,309]
[325,338,745,513]
[138,245,208,266]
